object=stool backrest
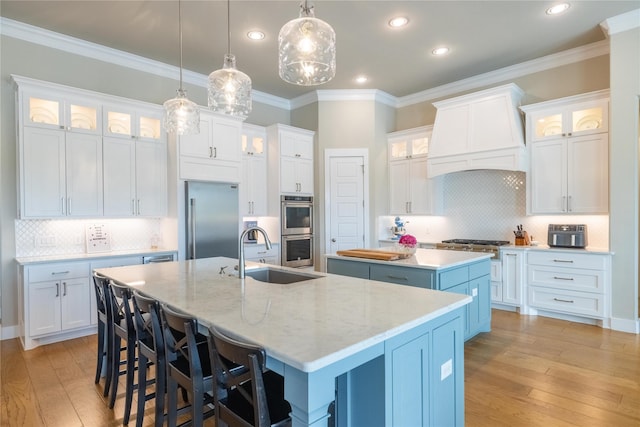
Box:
[92,272,109,321]
[208,326,271,427]
[161,304,204,380]
[132,291,163,356]
[107,282,134,333]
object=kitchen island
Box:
[96,256,471,427]
[326,248,493,340]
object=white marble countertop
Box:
[95,257,471,373]
[15,248,178,265]
[326,248,493,270]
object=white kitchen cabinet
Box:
[179,110,242,183]
[523,91,609,215]
[522,95,608,142]
[17,87,103,218]
[21,262,92,350]
[499,250,524,306]
[529,133,608,214]
[103,113,167,217]
[244,244,280,265]
[267,124,315,200]
[21,126,103,218]
[240,124,268,216]
[387,126,443,215]
[103,104,162,142]
[527,251,610,321]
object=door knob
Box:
[331,238,336,242]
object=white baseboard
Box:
[610,317,640,334]
[1,324,20,340]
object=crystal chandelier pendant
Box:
[163,88,200,135]
[208,54,252,119]
[279,2,336,86]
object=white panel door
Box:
[567,134,608,213]
[328,156,365,254]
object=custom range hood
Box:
[427,83,526,177]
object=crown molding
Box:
[396,40,610,108]
[0,17,290,110]
[1,16,614,112]
[600,8,640,36]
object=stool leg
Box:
[109,336,121,409]
[154,357,166,427]
[94,321,105,384]
[104,323,114,398]
[135,352,148,427]
[167,375,178,427]
[123,338,136,425]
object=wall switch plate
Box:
[34,235,56,247]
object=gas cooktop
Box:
[441,239,510,246]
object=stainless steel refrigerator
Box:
[185,181,239,259]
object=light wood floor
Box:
[1,310,639,426]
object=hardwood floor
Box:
[1,310,638,426]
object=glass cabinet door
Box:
[389,140,408,160]
[410,135,429,157]
[138,114,162,141]
[105,109,133,138]
[571,105,605,135]
[242,131,265,155]
[26,96,63,128]
[68,101,100,134]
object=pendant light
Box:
[278,0,336,86]
[208,0,252,119]
[163,0,200,135]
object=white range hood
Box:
[427,83,527,177]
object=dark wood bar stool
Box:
[207,325,292,427]
[132,291,166,427]
[106,282,139,425]
[161,303,215,427]
[91,272,112,397]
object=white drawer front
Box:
[527,251,608,270]
[527,265,604,294]
[528,286,605,318]
[28,262,90,283]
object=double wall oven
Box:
[281,195,313,268]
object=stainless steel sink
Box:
[244,267,321,284]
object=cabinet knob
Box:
[331,238,336,242]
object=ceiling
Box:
[1,1,637,100]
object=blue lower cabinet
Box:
[327,257,491,341]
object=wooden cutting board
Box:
[336,249,403,261]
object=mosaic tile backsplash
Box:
[16,218,164,257]
[379,170,609,249]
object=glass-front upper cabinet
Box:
[103,105,162,141]
[24,93,101,134]
[526,97,608,142]
[387,125,432,161]
[241,124,266,156]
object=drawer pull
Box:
[386,275,408,281]
[553,297,574,303]
[553,259,574,263]
[553,276,574,281]
[51,271,70,275]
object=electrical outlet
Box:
[441,359,453,381]
[425,227,430,235]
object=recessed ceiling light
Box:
[388,16,409,28]
[247,30,265,40]
[546,3,570,15]
[355,75,368,84]
[432,47,450,56]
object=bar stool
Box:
[132,291,166,427]
[207,325,292,427]
[161,303,215,427]
[92,272,112,397]
[106,282,139,425]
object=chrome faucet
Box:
[238,226,272,279]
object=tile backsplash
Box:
[16,218,164,257]
[379,170,609,249]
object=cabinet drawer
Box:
[527,251,608,270]
[528,286,605,318]
[528,265,604,294]
[370,264,434,289]
[438,266,468,290]
[28,262,90,283]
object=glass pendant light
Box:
[278,0,336,86]
[208,0,252,119]
[163,0,200,135]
